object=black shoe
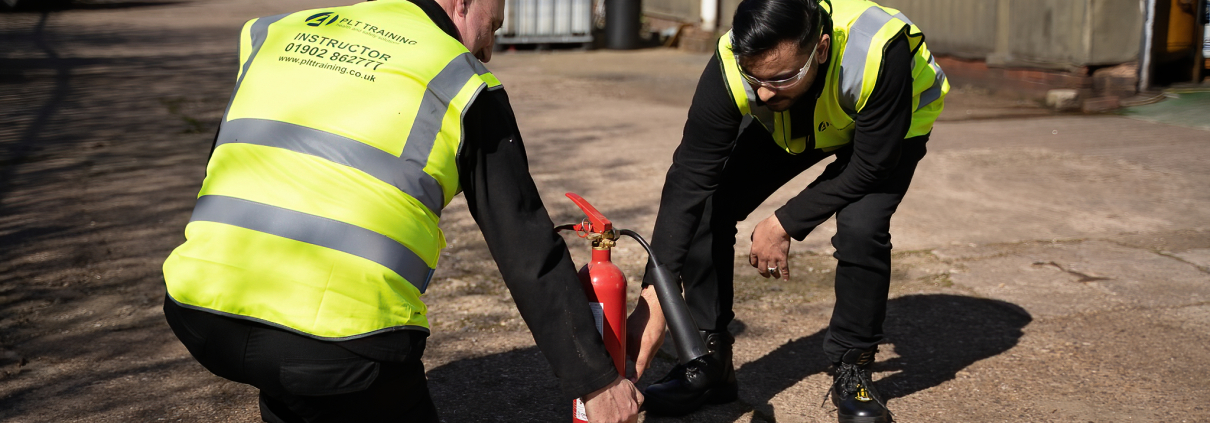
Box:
[643,330,738,416]
[826,348,892,423]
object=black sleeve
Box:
[644,53,743,282]
[456,87,618,400]
[774,35,915,240]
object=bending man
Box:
[162,0,646,421]
[634,0,947,421]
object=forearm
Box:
[774,145,900,240]
[646,54,742,281]
[459,91,617,400]
[647,164,712,278]
[469,186,618,398]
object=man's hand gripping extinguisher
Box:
[558,193,714,422]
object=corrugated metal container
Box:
[497,0,594,44]
[645,0,699,21]
[646,0,1146,68]
[876,0,997,59]
[877,0,1144,68]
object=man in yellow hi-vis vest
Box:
[161,0,649,421]
[625,0,947,421]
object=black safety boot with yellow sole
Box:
[643,330,737,416]
[826,347,891,423]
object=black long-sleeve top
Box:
[416,0,619,400]
[453,83,620,401]
[647,34,916,281]
[335,0,619,402]
[334,85,618,401]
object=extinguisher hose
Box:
[617,229,710,365]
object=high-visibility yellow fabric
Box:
[426,78,486,205]
[198,143,444,263]
[165,222,428,337]
[164,0,499,339]
[718,0,948,154]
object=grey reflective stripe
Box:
[465,52,492,75]
[727,32,759,106]
[401,52,492,194]
[222,13,290,123]
[892,12,914,26]
[215,52,492,216]
[215,118,446,215]
[838,7,896,112]
[916,54,946,111]
[740,61,758,105]
[735,114,755,142]
[190,195,435,293]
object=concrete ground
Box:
[1,1,1208,422]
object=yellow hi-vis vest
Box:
[717,0,948,153]
[162,0,502,339]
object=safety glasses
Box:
[739,41,820,91]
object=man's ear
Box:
[816,34,831,63]
[454,0,470,18]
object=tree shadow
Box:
[1,1,184,13]
[425,294,1030,422]
[1,12,70,206]
[0,8,239,420]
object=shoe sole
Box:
[706,382,738,404]
[644,382,739,416]
[838,416,888,423]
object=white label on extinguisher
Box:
[574,398,588,421]
[574,303,604,422]
[589,302,604,336]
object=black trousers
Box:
[163,297,439,423]
[681,135,927,364]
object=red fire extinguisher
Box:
[558,193,713,423]
[560,193,626,423]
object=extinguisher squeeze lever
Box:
[560,193,709,365]
[564,193,613,235]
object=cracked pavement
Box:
[1,1,1209,422]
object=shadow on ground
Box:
[0,0,183,13]
[426,294,1031,422]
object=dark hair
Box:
[730,0,824,57]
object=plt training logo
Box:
[305,12,340,27]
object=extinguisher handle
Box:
[565,193,612,233]
[617,229,709,364]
